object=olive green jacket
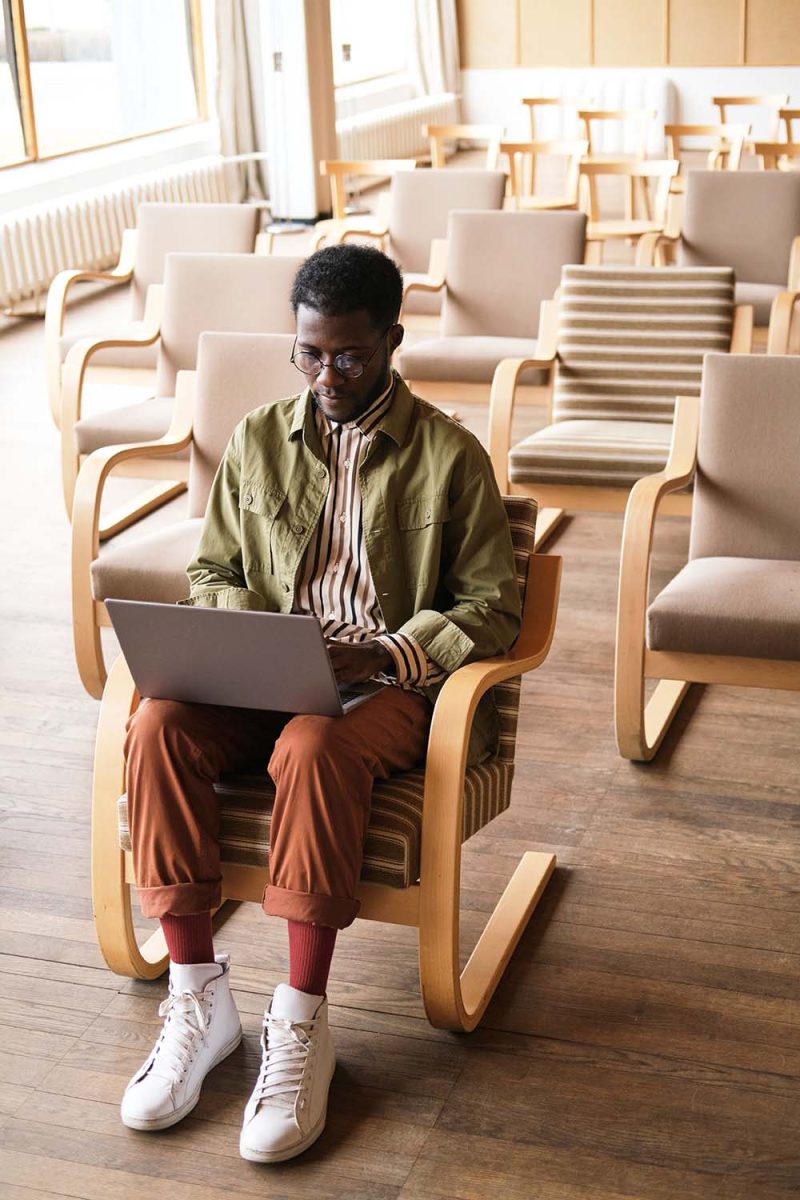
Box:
[183,376,521,765]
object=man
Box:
[121,244,521,1162]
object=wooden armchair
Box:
[753,142,800,171]
[578,159,679,260]
[60,251,301,530]
[488,264,751,550]
[71,332,301,699]
[501,139,588,210]
[615,354,800,761]
[318,157,417,221]
[45,202,266,429]
[664,123,750,190]
[424,123,505,170]
[635,170,800,330]
[712,94,789,150]
[577,108,657,220]
[91,497,563,1032]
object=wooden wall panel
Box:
[669,0,742,66]
[745,0,800,66]
[593,0,665,65]
[457,0,518,67]
[519,0,591,66]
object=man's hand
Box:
[326,639,393,686]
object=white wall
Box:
[461,65,800,148]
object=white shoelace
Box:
[252,1015,317,1109]
[146,989,209,1086]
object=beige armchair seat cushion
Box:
[647,557,800,661]
[91,519,204,604]
[400,337,547,384]
[119,757,515,890]
[734,281,782,326]
[75,395,178,455]
[60,332,159,370]
[509,419,673,487]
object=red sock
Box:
[287,920,337,997]
[160,912,215,964]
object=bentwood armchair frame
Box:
[92,549,562,1032]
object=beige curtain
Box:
[410,0,460,98]
[215,0,267,201]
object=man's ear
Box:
[389,323,404,353]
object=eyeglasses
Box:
[290,326,392,380]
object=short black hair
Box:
[291,243,403,330]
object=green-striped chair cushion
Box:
[118,497,537,890]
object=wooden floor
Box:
[1,231,800,1199]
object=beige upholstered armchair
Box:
[488,265,752,550]
[71,332,301,699]
[91,486,563,1032]
[636,170,800,330]
[615,354,800,762]
[397,210,587,408]
[313,168,507,315]
[61,251,302,531]
[45,202,267,429]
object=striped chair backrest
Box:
[552,266,735,424]
[494,496,538,766]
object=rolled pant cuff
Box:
[262,883,360,929]
[137,879,222,919]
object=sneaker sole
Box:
[239,1102,328,1163]
[121,1027,243,1132]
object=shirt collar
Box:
[289,371,416,447]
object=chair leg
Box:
[92,654,169,979]
[418,849,556,1032]
[617,674,691,762]
[533,507,567,550]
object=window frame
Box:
[1,0,208,172]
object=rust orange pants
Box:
[124,686,431,929]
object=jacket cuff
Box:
[393,610,475,674]
[178,587,267,612]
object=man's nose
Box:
[317,361,344,386]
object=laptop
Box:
[105,599,385,717]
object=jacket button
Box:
[244,493,254,505]
[292,523,304,534]
[318,465,326,477]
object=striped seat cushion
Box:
[117,497,539,890]
[509,418,674,487]
[118,758,515,890]
[551,265,735,425]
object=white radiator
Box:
[336,92,460,160]
[0,157,230,311]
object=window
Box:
[329,0,413,87]
[0,0,206,169]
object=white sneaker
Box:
[120,953,242,1131]
[239,983,336,1163]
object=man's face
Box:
[294,305,404,425]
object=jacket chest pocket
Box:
[396,493,449,585]
[239,479,286,574]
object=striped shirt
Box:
[293,374,445,689]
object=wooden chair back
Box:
[500,139,588,208]
[665,123,749,176]
[520,95,593,139]
[578,108,656,158]
[577,158,679,222]
[423,123,505,170]
[753,143,800,170]
[780,108,800,144]
[319,158,417,220]
[712,94,789,141]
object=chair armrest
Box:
[788,236,800,291]
[311,217,389,250]
[419,553,561,851]
[487,298,559,493]
[615,395,699,709]
[71,369,195,575]
[767,290,800,354]
[400,239,448,313]
[45,229,138,423]
[60,283,163,432]
[635,230,680,266]
[730,304,753,353]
